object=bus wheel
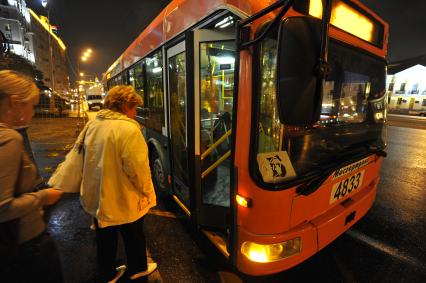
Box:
[151,150,168,194]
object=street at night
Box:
[1,0,426,283]
[35,114,424,283]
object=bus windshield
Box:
[255,36,386,185]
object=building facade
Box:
[387,62,426,115]
[0,0,69,96]
[0,0,35,63]
[29,9,69,95]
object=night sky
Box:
[26,0,426,80]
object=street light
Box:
[76,48,93,132]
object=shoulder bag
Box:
[48,122,92,193]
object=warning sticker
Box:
[257,151,296,183]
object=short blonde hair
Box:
[0,70,39,103]
[104,85,142,112]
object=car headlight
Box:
[241,238,301,263]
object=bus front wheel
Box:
[151,150,168,194]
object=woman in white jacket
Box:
[80,85,157,282]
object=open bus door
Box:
[166,27,236,255]
[192,28,236,255]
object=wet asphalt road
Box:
[28,116,426,283]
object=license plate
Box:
[330,170,365,204]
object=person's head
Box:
[104,85,142,119]
[0,70,39,126]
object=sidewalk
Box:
[27,117,161,283]
[28,118,96,283]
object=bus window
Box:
[145,51,164,133]
[109,75,122,88]
[423,99,426,107]
[129,68,135,87]
[255,32,386,183]
[199,40,235,207]
[122,70,129,85]
[129,61,145,101]
[257,34,281,153]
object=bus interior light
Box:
[215,16,234,29]
[216,56,235,65]
[236,194,252,208]
[152,67,162,73]
[241,238,302,263]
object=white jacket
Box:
[80,109,156,228]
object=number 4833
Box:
[330,171,364,203]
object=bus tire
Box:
[151,150,168,194]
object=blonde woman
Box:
[80,85,157,282]
[0,70,63,282]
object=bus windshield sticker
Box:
[257,151,296,183]
[331,157,369,180]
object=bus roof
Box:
[105,0,265,78]
[105,0,388,79]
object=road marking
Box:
[347,229,425,269]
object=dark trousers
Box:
[94,216,148,282]
[0,232,63,283]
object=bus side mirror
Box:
[276,17,322,125]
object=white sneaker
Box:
[129,262,158,279]
[108,265,127,283]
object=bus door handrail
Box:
[201,129,232,161]
[202,150,231,179]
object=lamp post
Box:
[76,48,93,133]
[41,0,56,113]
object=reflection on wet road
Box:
[38,117,425,282]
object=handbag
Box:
[48,122,92,193]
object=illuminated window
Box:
[145,50,164,133]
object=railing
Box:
[201,129,232,179]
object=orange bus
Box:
[103,0,388,276]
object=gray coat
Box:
[0,124,49,244]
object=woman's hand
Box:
[45,188,64,205]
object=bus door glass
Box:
[194,28,235,228]
[166,41,190,208]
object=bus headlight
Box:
[241,238,301,263]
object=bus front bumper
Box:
[236,177,379,276]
